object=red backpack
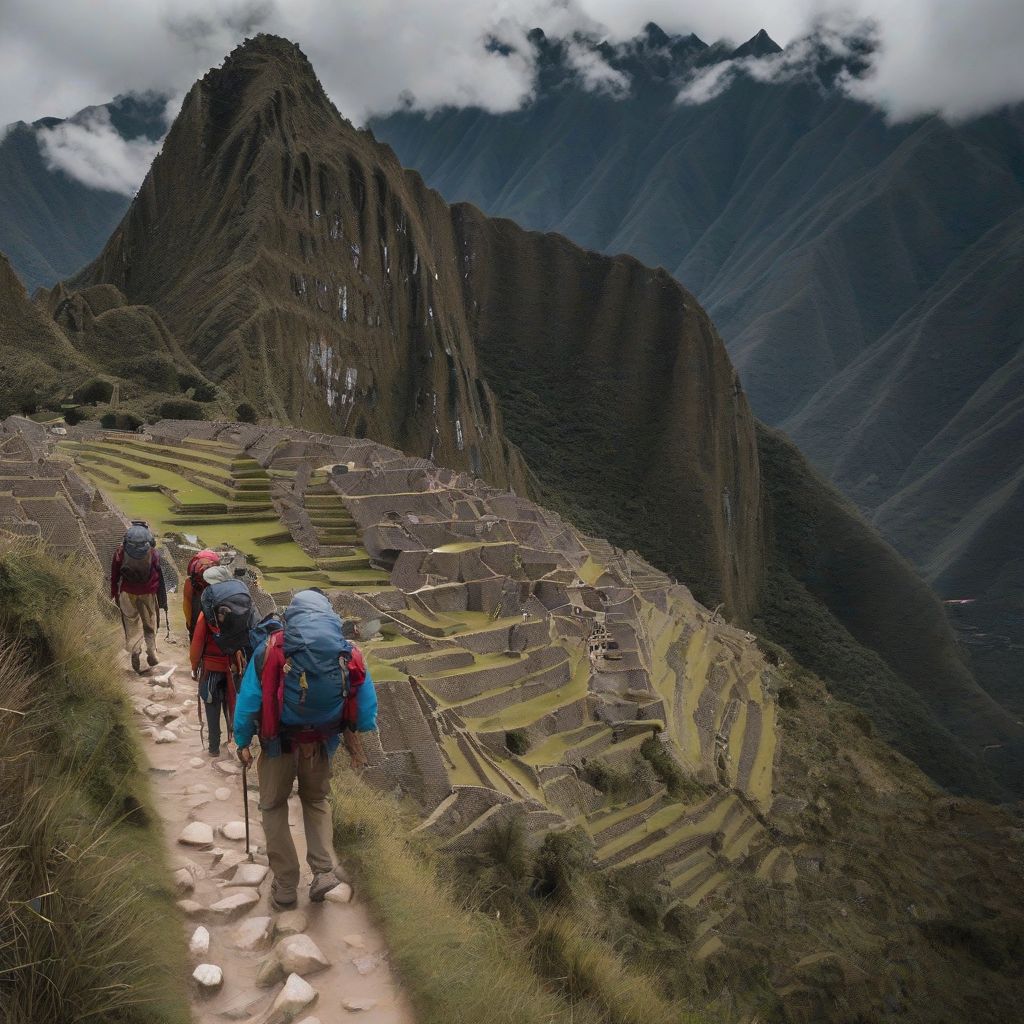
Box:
[186,550,221,634]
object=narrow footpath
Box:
[127,609,414,1023]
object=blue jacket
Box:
[233,594,377,756]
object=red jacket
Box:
[190,612,234,675]
[110,547,166,600]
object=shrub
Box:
[64,407,88,426]
[177,373,217,402]
[114,353,180,391]
[505,729,529,755]
[74,378,114,405]
[157,399,205,421]
[236,402,258,423]
[640,737,707,802]
[100,412,117,428]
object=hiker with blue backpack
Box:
[110,520,168,674]
[233,589,377,910]
[190,564,259,757]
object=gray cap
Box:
[203,565,233,585]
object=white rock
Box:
[215,786,232,801]
[266,973,317,1024]
[215,759,242,775]
[343,999,378,1012]
[190,757,205,768]
[324,882,353,904]
[185,783,210,795]
[274,910,308,937]
[155,729,178,744]
[149,688,170,701]
[342,933,366,949]
[189,926,211,958]
[220,821,247,841]
[210,846,226,864]
[192,963,223,993]
[152,666,176,686]
[174,868,195,894]
[177,899,205,917]
[213,850,248,877]
[178,822,214,847]
[296,1018,324,1024]
[209,890,260,918]
[232,915,273,952]
[275,934,330,977]
[230,862,269,887]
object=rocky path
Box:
[128,613,414,1024]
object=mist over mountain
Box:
[372,23,1024,729]
[0,94,167,292]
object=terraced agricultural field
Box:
[59,422,780,932]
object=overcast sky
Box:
[3,0,1023,192]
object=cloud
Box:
[565,39,631,96]
[676,22,869,108]
[36,108,162,195]
[0,0,1022,149]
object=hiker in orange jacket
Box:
[189,565,242,757]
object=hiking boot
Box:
[270,887,297,913]
[131,651,142,674]
[309,871,342,903]
[147,652,159,667]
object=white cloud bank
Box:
[1,0,1023,195]
[36,108,163,195]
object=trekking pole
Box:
[242,763,254,862]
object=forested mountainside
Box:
[0,94,166,292]
[7,34,1017,798]
[372,23,1024,729]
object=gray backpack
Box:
[120,522,155,584]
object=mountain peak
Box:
[731,28,783,59]
[642,22,671,48]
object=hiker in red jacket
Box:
[110,521,168,674]
[189,565,241,757]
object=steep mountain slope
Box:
[62,36,1023,797]
[0,95,165,292]
[71,35,759,625]
[372,25,1024,718]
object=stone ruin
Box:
[38,417,788,922]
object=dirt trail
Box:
[127,609,414,1023]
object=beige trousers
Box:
[257,745,336,902]
[118,591,158,657]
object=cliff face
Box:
[75,35,765,622]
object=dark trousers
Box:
[199,671,227,754]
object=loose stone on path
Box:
[220,820,248,841]
[266,973,318,1024]
[232,915,274,951]
[324,882,353,903]
[275,909,308,937]
[178,822,214,847]
[192,963,223,994]
[276,934,330,976]
[189,926,211,958]
[209,890,260,920]
[230,862,269,887]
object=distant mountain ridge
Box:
[370,22,1024,734]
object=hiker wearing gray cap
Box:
[190,564,239,757]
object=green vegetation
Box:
[332,771,703,1024]
[0,537,188,1023]
[640,737,708,803]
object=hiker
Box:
[190,565,247,757]
[110,520,168,674]
[233,589,377,910]
[183,548,222,640]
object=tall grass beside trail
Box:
[332,771,705,1024]
[0,537,189,1024]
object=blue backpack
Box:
[201,579,257,657]
[280,591,353,737]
